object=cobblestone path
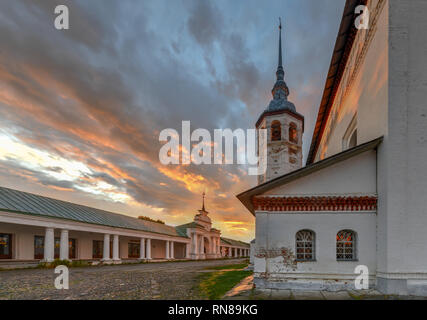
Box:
[0,258,246,300]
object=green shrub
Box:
[70,260,90,268]
[49,259,71,268]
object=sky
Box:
[0,0,345,242]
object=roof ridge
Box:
[0,186,186,238]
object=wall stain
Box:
[255,247,297,271]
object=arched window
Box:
[271,120,281,141]
[336,230,357,261]
[289,122,298,143]
[348,129,357,148]
[295,230,315,261]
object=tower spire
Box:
[266,18,293,112]
[202,191,206,211]
[276,17,284,82]
[278,17,283,68]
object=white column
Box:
[113,234,120,261]
[192,233,198,255]
[146,238,152,259]
[59,229,69,260]
[212,237,216,254]
[44,227,55,262]
[102,234,111,261]
[170,241,174,259]
[140,238,145,259]
[165,240,170,259]
[186,243,191,259]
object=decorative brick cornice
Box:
[252,195,377,212]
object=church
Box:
[0,188,249,266]
[238,0,427,295]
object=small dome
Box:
[266,98,296,113]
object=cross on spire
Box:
[276,17,284,80]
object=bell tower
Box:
[256,19,304,184]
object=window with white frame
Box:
[336,230,357,261]
[295,230,315,261]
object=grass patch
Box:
[348,291,366,300]
[197,270,252,300]
[206,262,249,270]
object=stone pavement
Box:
[0,258,246,300]
[223,275,427,300]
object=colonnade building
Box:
[0,186,249,266]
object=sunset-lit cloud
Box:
[0,0,345,241]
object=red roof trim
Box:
[252,195,377,212]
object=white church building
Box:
[0,188,249,266]
[238,0,427,295]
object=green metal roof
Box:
[220,237,250,247]
[0,186,187,238]
[175,222,206,237]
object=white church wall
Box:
[376,0,427,295]
[265,150,377,196]
[254,211,377,289]
[315,0,388,162]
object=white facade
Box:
[252,149,379,290]
[184,207,222,260]
[240,0,427,295]
[178,198,250,261]
[308,0,427,295]
[0,191,249,266]
[0,210,190,262]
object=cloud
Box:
[0,0,345,241]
